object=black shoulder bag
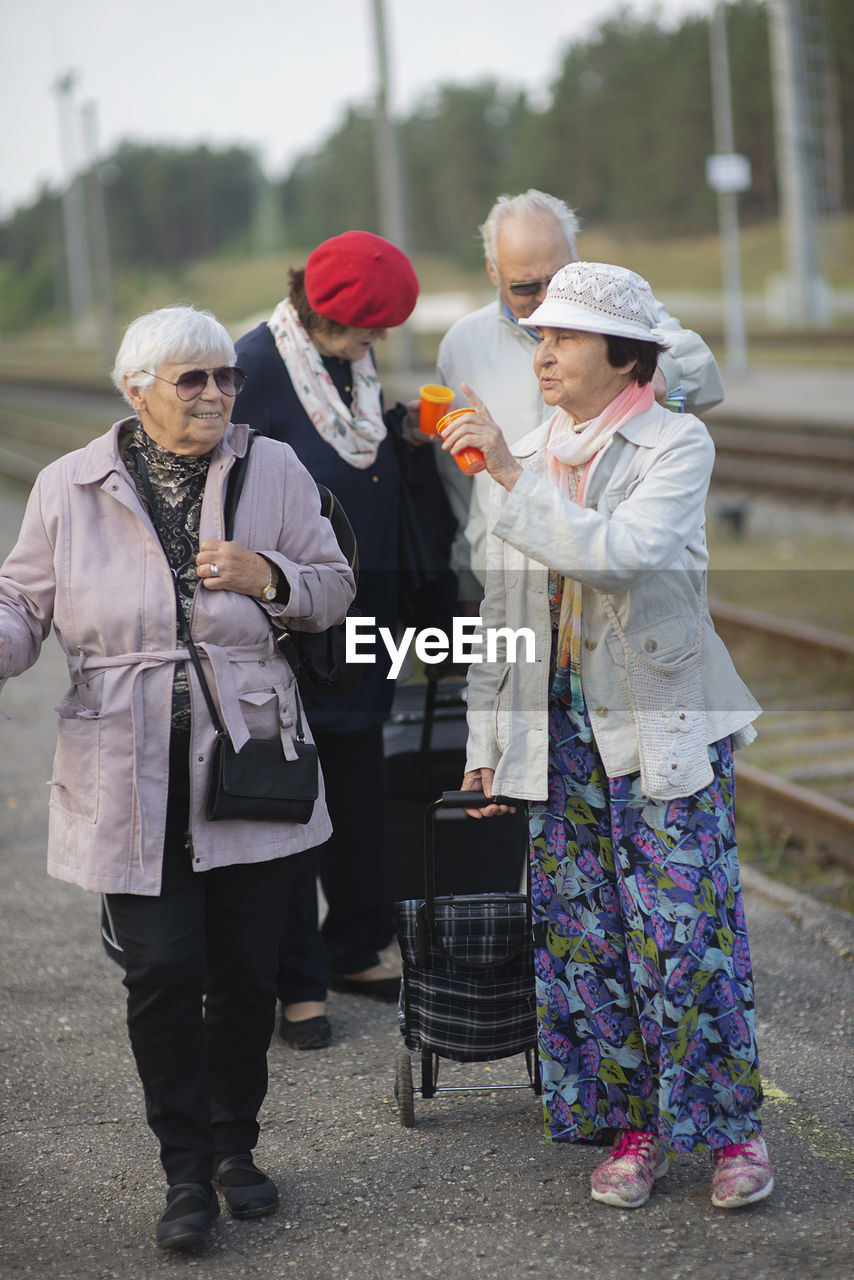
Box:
[225,431,362,708]
[137,449,318,825]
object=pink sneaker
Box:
[711,1135,774,1209]
[590,1130,668,1208]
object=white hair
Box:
[479,189,581,266]
[111,306,236,406]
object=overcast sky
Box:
[1,0,713,216]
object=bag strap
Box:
[134,445,304,746]
[224,433,358,710]
[316,483,359,584]
[223,431,296,658]
[220,432,319,706]
[224,428,259,540]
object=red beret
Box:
[304,231,419,329]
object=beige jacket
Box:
[465,402,759,802]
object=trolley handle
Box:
[420,790,530,969]
[423,793,517,901]
[428,789,517,812]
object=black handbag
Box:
[205,711,318,825]
[136,449,319,825]
[226,434,361,707]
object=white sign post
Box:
[706,153,753,194]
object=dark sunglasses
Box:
[141,366,246,401]
[506,278,552,297]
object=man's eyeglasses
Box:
[506,278,552,297]
[140,366,247,401]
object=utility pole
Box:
[54,71,95,346]
[370,0,413,372]
[767,0,829,326]
[707,2,749,378]
[81,100,116,370]
[371,0,407,252]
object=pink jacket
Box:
[0,420,356,895]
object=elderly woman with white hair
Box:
[0,305,355,1250]
[443,262,773,1213]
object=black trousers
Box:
[106,732,305,1185]
[277,723,393,1001]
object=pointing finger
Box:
[461,382,487,415]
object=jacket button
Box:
[372,476,379,483]
[584,638,597,650]
[596,706,608,717]
[644,638,658,652]
[198,755,204,763]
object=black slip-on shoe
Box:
[329,973,401,1002]
[278,1012,332,1050]
[156,1181,219,1251]
[214,1153,279,1220]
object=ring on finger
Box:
[209,563,219,578]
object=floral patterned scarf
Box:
[121,421,211,731]
[267,297,386,469]
[545,380,655,704]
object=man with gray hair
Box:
[436,189,724,593]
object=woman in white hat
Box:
[442,262,773,1212]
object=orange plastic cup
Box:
[418,383,455,435]
[437,407,486,475]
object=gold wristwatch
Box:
[261,562,278,602]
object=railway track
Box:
[1,380,852,503]
[707,417,854,505]
[709,599,854,883]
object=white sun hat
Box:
[527,261,668,345]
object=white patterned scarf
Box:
[267,298,387,469]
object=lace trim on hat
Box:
[548,264,660,330]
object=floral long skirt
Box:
[529,695,764,1154]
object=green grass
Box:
[707,529,854,634]
[579,214,854,292]
[2,214,852,367]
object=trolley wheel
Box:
[526,1046,543,1096]
[395,1050,415,1127]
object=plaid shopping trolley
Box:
[393,790,539,1126]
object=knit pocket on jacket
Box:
[622,644,711,801]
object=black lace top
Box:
[120,421,212,731]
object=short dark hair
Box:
[287,268,348,338]
[604,335,667,386]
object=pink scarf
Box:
[546,379,654,504]
[545,380,654,700]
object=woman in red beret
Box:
[234,232,454,1047]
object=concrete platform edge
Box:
[741,864,854,960]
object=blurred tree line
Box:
[1,0,851,331]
